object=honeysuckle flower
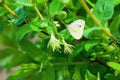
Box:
[53,21,60,27]
[62,39,74,54]
[47,34,61,52]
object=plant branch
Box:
[30,0,44,20]
[50,61,83,66]
[49,59,109,68]
[80,0,118,42]
[91,59,110,68]
[3,4,18,18]
[44,3,58,35]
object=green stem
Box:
[80,0,118,42]
[50,62,83,66]
[85,0,94,7]
[30,0,44,20]
[3,4,18,18]
[44,3,58,35]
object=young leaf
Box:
[14,12,28,26]
[72,68,82,80]
[85,70,97,80]
[107,62,120,71]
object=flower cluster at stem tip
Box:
[47,34,74,54]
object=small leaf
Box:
[72,68,82,80]
[83,27,102,38]
[14,12,28,26]
[107,62,120,71]
[97,72,101,80]
[84,39,101,52]
[85,70,97,80]
[62,67,70,78]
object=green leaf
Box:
[7,63,39,80]
[0,7,7,16]
[16,22,40,41]
[97,72,101,80]
[19,39,47,63]
[93,0,114,23]
[72,68,82,80]
[107,62,120,71]
[62,67,70,78]
[0,48,33,68]
[13,6,28,26]
[85,70,97,80]
[14,0,32,6]
[14,12,28,26]
[110,14,120,34]
[49,0,64,16]
[5,53,34,69]
[43,66,55,80]
[83,27,102,38]
[84,39,101,52]
[68,42,84,62]
[14,6,23,15]
[37,0,48,4]
[16,24,33,41]
[20,63,38,70]
[114,0,120,6]
[105,74,120,80]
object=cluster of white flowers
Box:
[47,34,74,54]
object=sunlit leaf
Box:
[107,62,120,71]
[85,70,97,80]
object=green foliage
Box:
[93,0,114,23]
[13,0,32,6]
[107,62,120,71]
[0,0,120,80]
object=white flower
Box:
[53,21,60,27]
[47,34,61,52]
[62,39,74,54]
